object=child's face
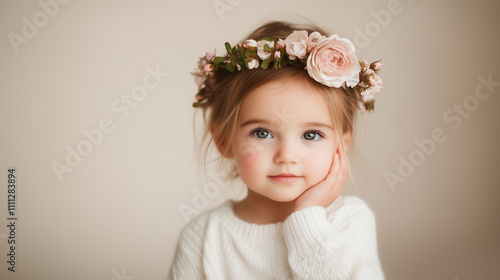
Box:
[231,78,340,202]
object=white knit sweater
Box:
[168,196,384,279]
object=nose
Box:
[273,140,298,164]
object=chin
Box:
[268,192,301,203]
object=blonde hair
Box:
[195,21,359,179]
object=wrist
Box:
[293,203,321,212]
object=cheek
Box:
[233,139,261,165]
[306,145,336,181]
[234,141,268,178]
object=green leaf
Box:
[225,63,235,72]
[244,50,251,57]
[364,100,375,111]
[230,55,237,66]
[225,42,232,54]
[213,57,225,65]
[263,44,272,52]
[236,55,244,65]
[261,59,272,69]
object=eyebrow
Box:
[240,119,333,130]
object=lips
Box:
[268,173,302,184]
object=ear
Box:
[341,132,352,151]
[210,124,234,159]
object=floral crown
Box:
[192,30,383,111]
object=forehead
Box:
[238,78,332,125]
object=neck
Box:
[233,189,295,224]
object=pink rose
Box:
[257,40,275,60]
[369,74,383,93]
[204,64,212,72]
[283,30,309,60]
[306,35,361,88]
[248,58,259,69]
[276,38,285,49]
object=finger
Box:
[337,144,348,180]
[321,145,341,186]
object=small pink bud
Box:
[276,38,285,49]
[369,75,376,86]
[371,61,384,71]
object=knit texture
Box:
[168,196,384,280]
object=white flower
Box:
[243,39,257,50]
[309,31,324,43]
[283,30,309,60]
[248,59,259,69]
[306,31,326,52]
[257,40,275,60]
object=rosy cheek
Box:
[236,157,259,184]
[308,150,334,181]
[236,148,266,179]
[234,139,261,163]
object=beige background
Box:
[1,0,499,279]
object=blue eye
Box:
[252,129,272,139]
[302,131,322,141]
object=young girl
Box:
[169,21,385,279]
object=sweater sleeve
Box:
[282,197,384,280]
[167,220,206,280]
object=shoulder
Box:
[170,203,233,279]
[325,196,377,229]
[177,201,232,242]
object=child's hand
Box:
[293,145,348,212]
